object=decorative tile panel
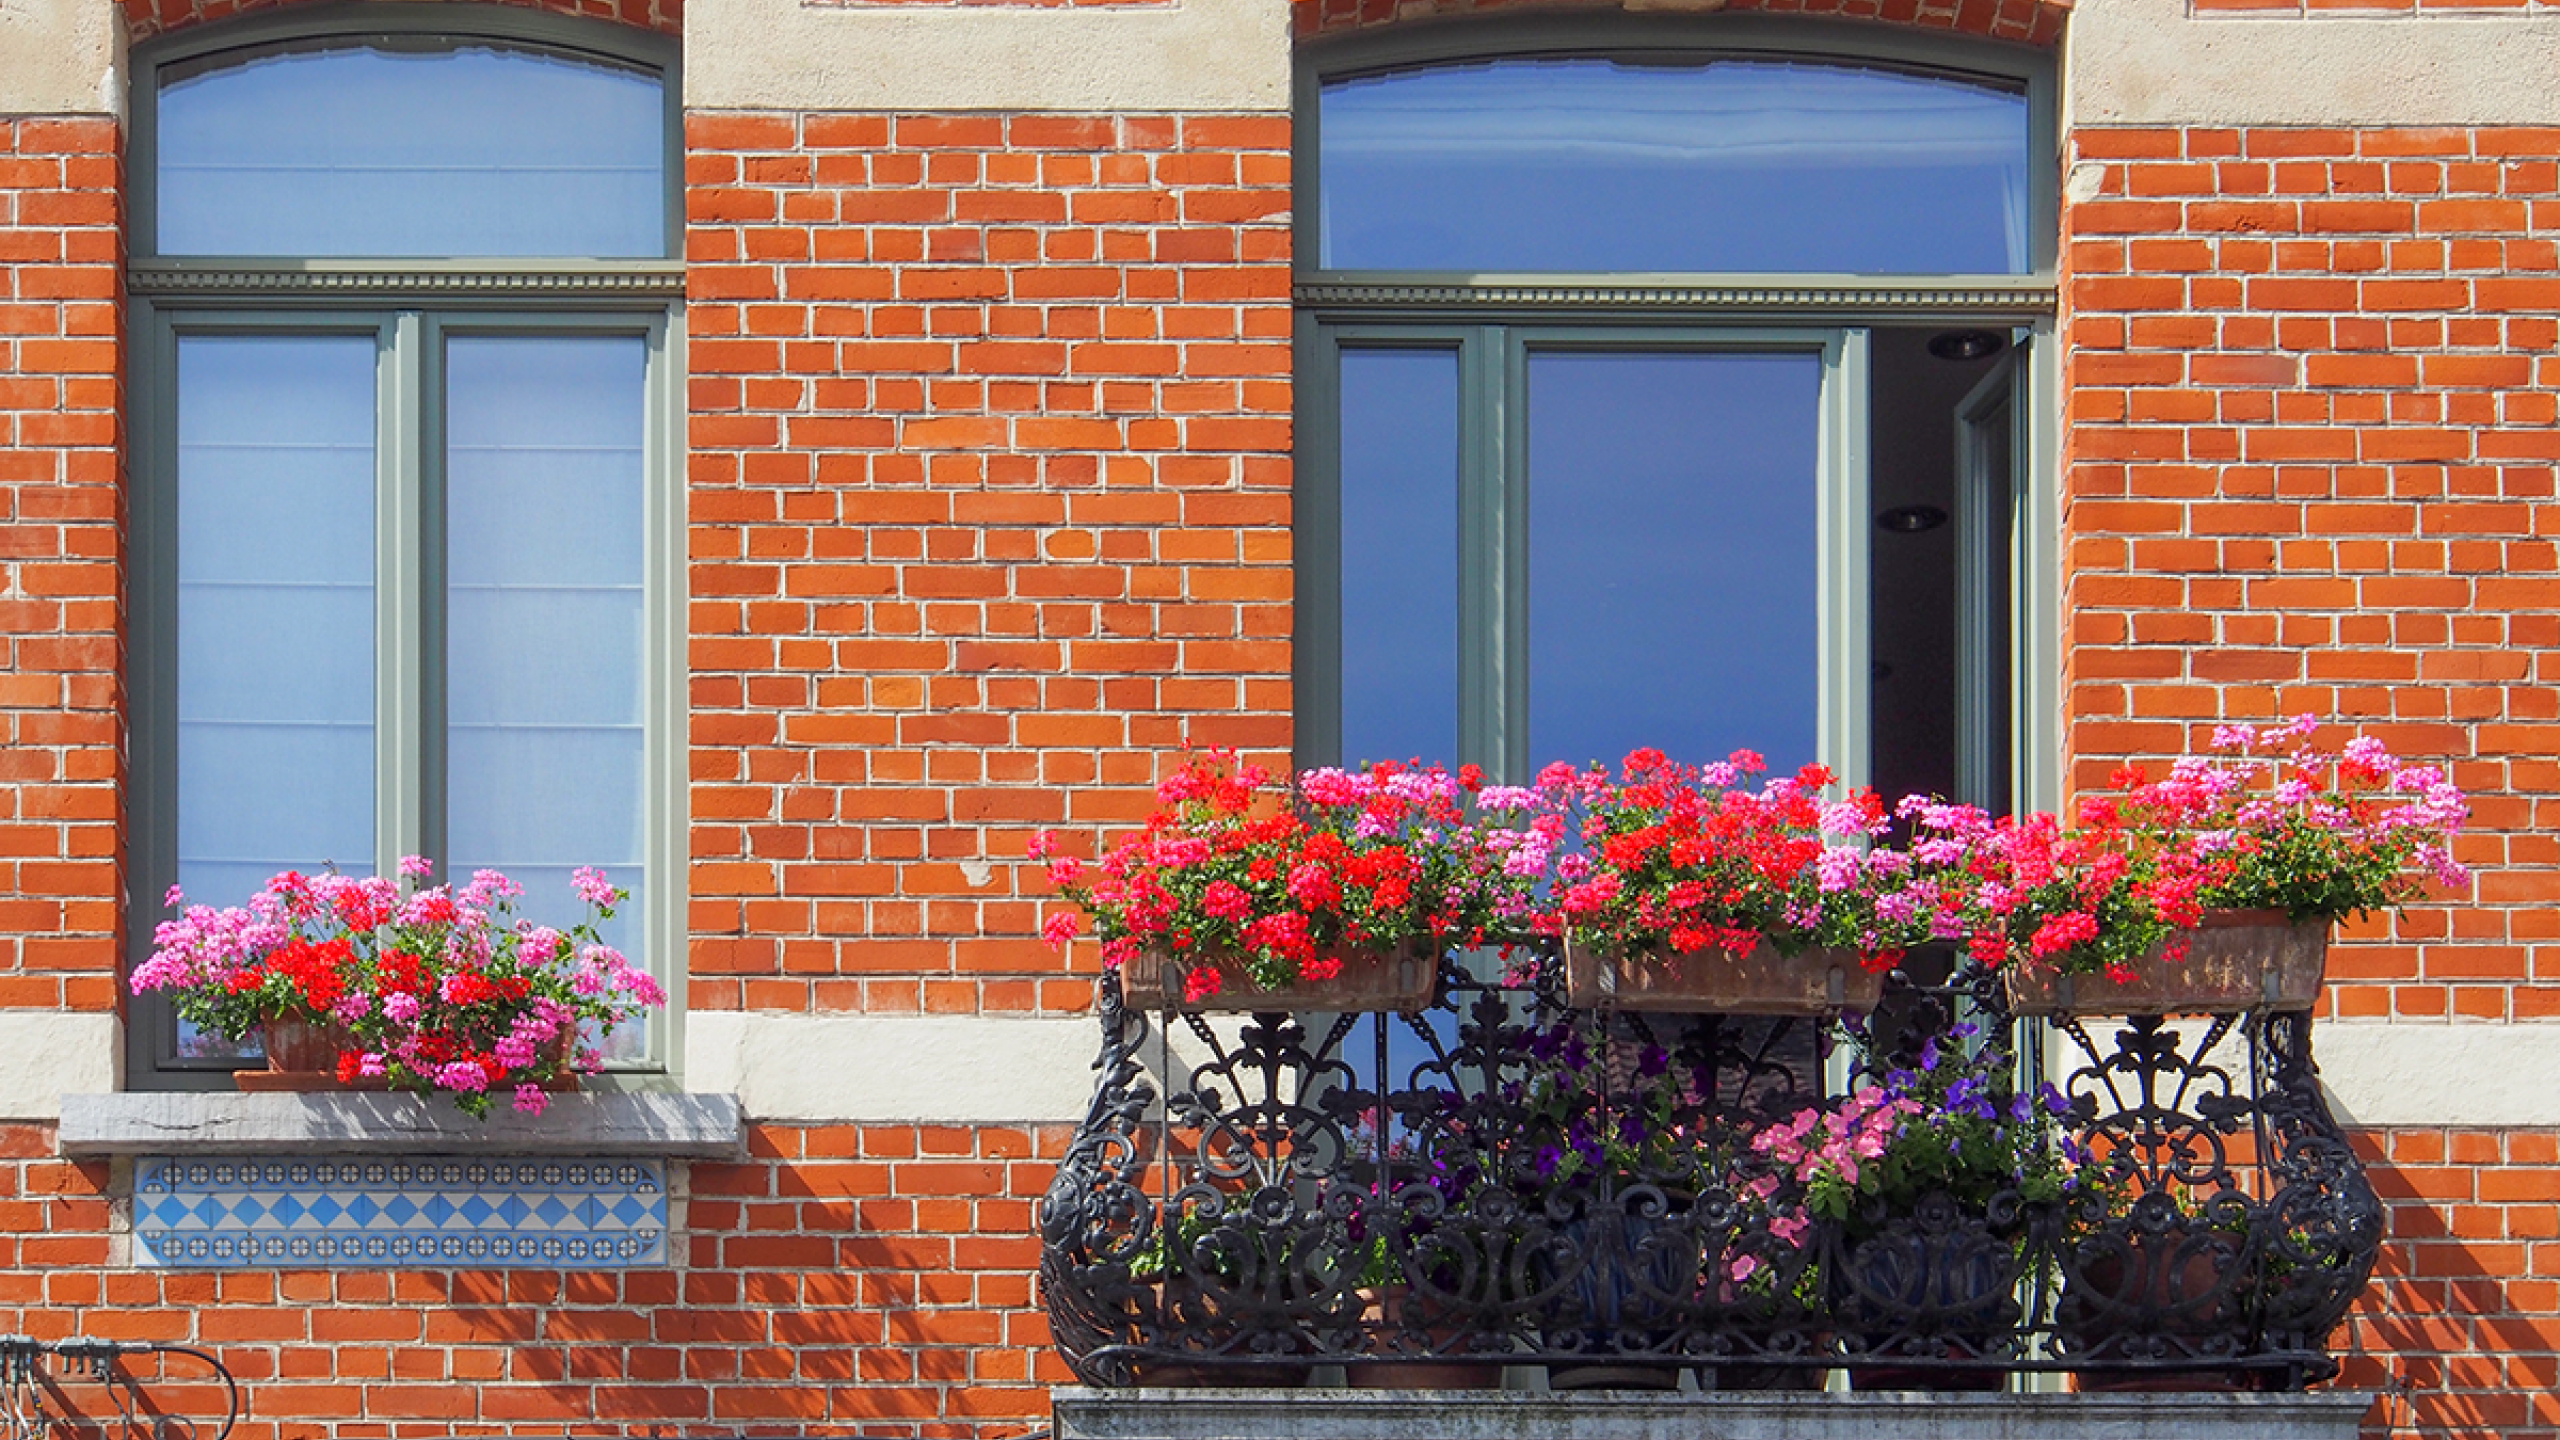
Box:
[134,1156,666,1268]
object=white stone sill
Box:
[1050,1389,2379,1440]
[55,1091,746,1158]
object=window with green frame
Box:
[126,4,687,1086]
[1294,16,2062,819]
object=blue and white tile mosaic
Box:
[134,1156,666,1269]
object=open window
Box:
[1295,18,2059,813]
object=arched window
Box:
[152,34,670,258]
[1317,55,2032,275]
[128,6,684,1086]
[1296,18,2058,817]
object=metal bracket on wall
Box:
[0,1338,238,1440]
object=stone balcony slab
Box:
[1050,1388,2376,1440]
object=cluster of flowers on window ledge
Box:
[1036,716,2469,1013]
[133,860,666,1117]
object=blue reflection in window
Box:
[1340,348,1461,770]
[159,42,665,258]
[1527,350,1822,775]
[446,335,650,1057]
[1321,58,2029,275]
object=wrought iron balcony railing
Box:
[1038,953,2379,1391]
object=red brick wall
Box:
[18,1116,2560,1440]
[0,117,123,1021]
[2058,123,2554,1019]
[682,111,1294,1020]
[5,6,2558,1439]
[2059,122,2560,1439]
[2194,0,2555,13]
[121,0,681,40]
[2352,1129,2560,1437]
[1294,0,2067,45]
[0,1122,1069,1439]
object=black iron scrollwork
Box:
[1036,953,2380,1389]
[0,1338,238,1440]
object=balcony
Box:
[1037,956,2380,1437]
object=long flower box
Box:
[1117,940,1441,1014]
[1561,939,1885,1014]
[2003,909,2329,1017]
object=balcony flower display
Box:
[1542,748,1909,1012]
[1752,1023,2094,1382]
[1988,718,2470,1012]
[1039,724,2465,1014]
[1035,752,1554,1009]
[1506,1016,1820,1388]
[133,859,665,1117]
[1758,1026,2088,1230]
[1041,726,2443,1391]
[2114,717,2469,921]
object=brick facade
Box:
[2060,124,2559,1021]
[2,3,2558,1439]
[0,117,123,1021]
[0,1122,1069,1437]
[683,111,1293,1018]
[2062,123,2560,1439]
[1292,0,2070,45]
[120,0,683,40]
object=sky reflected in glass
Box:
[1322,58,2029,275]
[1340,348,1461,770]
[159,43,665,258]
[1527,350,1822,776]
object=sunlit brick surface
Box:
[682,112,1294,1020]
[2058,126,2560,1025]
[121,0,681,39]
[0,118,122,1019]
[0,1122,1072,1436]
[1293,0,2067,43]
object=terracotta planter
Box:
[237,1021,582,1095]
[2004,909,2329,1017]
[1562,938,1886,1014]
[1537,1209,1690,1391]
[1118,940,1440,1014]
[234,1017,384,1092]
[2058,1227,2252,1391]
[1693,1353,1828,1392]
[1119,1277,1314,1388]
[1838,1235,2020,1392]
[1344,1284,1505,1390]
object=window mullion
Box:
[1817,327,1873,799]
[1457,325,1515,783]
[2015,323,2062,821]
[417,311,451,875]
[381,311,430,875]
[645,311,685,1077]
[1819,331,1871,1109]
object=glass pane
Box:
[1340,348,1460,769]
[159,42,665,258]
[177,335,378,1053]
[1321,59,2030,275]
[1527,350,1823,775]
[444,335,649,1058]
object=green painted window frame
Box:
[125,5,687,1091]
[1304,324,1873,789]
[1293,15,2061,814]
